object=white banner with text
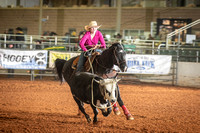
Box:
[126,54,172,74]
[0,49,48,69]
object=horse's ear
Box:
[109,43,116,49]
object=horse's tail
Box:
[55,58,66,84]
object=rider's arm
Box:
[97,31,106,49]
[79,32,89,52]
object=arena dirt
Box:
[0,78,199,133]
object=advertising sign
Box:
[126,54,172,74]
[49,51,79,68]
[0,49,48,69]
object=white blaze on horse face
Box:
[119,50,124,53]
[101,79,118,102]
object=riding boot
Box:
[76,66,83,73]
[113,103,120,115]
[121,105,134,120]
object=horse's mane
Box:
[101,43,121,56]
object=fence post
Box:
[30,70,35,81]
[152,41,154,54]
[172,62,175,85]
[166,35,169,49]
[4,34,6,48]
[175,49,179,85]
[30,36,33,49]
[55,36,57,45]
[178,32,181,47]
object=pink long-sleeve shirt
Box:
[79,30,106,51]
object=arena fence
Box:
[0,34,199,86]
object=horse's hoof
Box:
[126,113,134,120]
[113,107,120,115]
[93,118,98,123]
[77,112,81,116]
[87,117,92,123]
[93,120,97,124]
[77,113,84,118]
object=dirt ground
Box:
[0,77,199,133]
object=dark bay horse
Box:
[55,43,134,120]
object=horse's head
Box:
[96,78,120,103]
[110,43,127,72]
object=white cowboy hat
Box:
[85,21,101,31]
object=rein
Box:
[84,48,95,74]
[113,47,126,66]
[91,78,117,109]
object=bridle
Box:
[96,46,126,70]
[113,47,126,67]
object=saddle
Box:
[72,52,100,72]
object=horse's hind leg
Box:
[90,104,98,123]
[73,96,91,123]
[115,85,134,120]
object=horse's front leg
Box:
[77,102,84,116]
[112,86,121,116]
[114,84,134,120]
[73,96,91,123]
[90,104,98,123]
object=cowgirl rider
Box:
[76,21,106,72]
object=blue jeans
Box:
[76,51,87,72]
[76,49,102,72]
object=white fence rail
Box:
[0,33,199,86]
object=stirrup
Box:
[113,107,121,115]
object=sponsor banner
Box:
[49,51,80,68]
[126,54,172,74]
[0,49,48,69]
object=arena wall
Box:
[178,62,200,88]
[0,7,200,35]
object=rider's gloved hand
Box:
[94,45,100,49]
[85,50,91,57]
